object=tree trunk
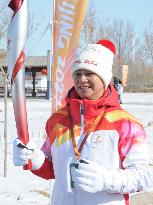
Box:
[4,77,8,177]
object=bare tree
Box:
[108,20,136,65]
[0,1,10,177]
[141,19,153,64]
[81,3,138,79]
[0,0,10,39]
[25,12,47,55]
[0,0,11,60]
[80,0,109,46]
[0,0,47,60]
[0,67,9,177]
[81,1,137,63]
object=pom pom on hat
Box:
[96,39,116,55]
[72,39,116,88]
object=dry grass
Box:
[130,191,153,205]
[125,87,153,93]
[30,189,50,198]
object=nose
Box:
[79,74,88,82]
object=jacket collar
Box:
[66,83,121,122]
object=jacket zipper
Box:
[74,104,84,205]
[80,103,84,135]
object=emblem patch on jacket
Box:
[91,134,103,147]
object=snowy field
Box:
[0,93,153,205]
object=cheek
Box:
[73,80,78,89]
[94,85,102,92]
[73,81,80,93]
[94,78,104,89]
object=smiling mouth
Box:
[79,86,91,90]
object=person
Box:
[113,77,123,104]
[13,39,152,205]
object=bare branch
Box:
[141,19,153,63]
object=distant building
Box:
[0,55,48,97]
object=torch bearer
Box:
[7,0,31,169]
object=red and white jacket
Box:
[32,84,152,205]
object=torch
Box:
[7,0,31,169]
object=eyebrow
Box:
[74,71,94,74]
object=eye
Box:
[86,72,94,77]
[73,72,81,79]
[73,71,95,79]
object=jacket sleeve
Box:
[31,157,55,180]
[103,121,153,194]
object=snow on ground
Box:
[0,98,52,205]
[0,93,153,205]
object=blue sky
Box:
[5,0,153,56]
[25,0,52,56]
[97,0,153,36]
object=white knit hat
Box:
[72,39,116,88]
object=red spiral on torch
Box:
[9,0,23,15]
[11,51,25,82]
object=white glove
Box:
[13,138,45,170]
[71,159,107,193]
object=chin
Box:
[81,95,92,100]
[79,91,92,98]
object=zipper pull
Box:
[80,104,84,115]
[80,103,84,136]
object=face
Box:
[73,69,105,100]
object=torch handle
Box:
[12,71,31,170]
